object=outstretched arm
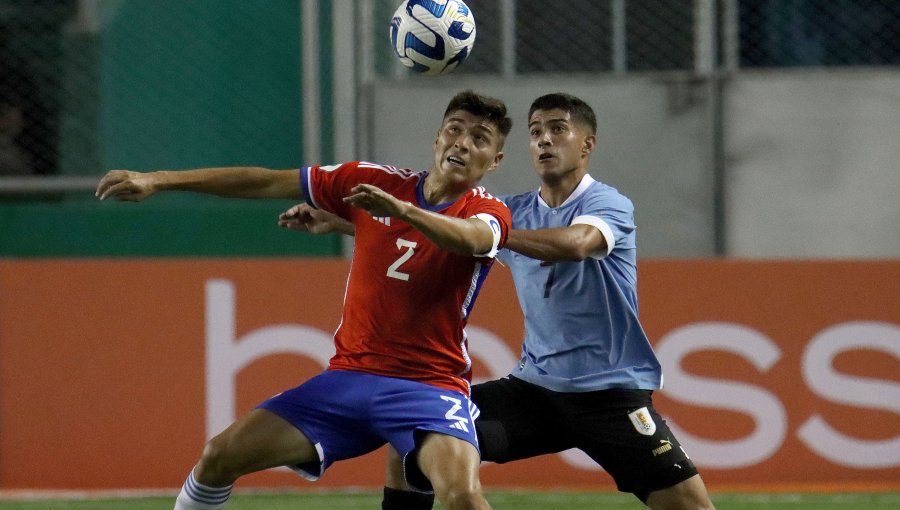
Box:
[95,167,301,202]
[344,183,497,256]
[283,202,607,262]
[506,224,607,262]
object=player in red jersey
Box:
[300,161,507,394]
[96,90,512,510]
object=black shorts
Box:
[471,376,698,502]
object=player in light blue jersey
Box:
[290,93,715,509]
[499,175,662,393]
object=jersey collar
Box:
[537,174,596,209]
[416,172,457,212]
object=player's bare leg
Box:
[385,446,407,490]
[384,446,434,509]
[416,433,489,510]
[645,474,715,510]
[175,408,318,509]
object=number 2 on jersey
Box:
[387,238,417,281]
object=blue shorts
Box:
[257,369,480,490]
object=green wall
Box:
[100,0,304,170]
[0,194,340,257]
[2,0,341,257]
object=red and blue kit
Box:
[300,161,511,395]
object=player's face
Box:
[433,110,504,188]
[528,109,595,184]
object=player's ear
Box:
[582,135,596,156]
[488,151,504,172]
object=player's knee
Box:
[668,500,716,510]
[195,436,239,485]
[665,498,715,510]
[439,487,487,510]
[688,495,716,510]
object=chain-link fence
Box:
[378,0,900,75]
[740,0,900,67]
[1,0,303,182]
[452,0,697,74]
[2,0,899,180]
[1,0,76,176]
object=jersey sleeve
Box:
[300,161,365,220]
[466,187,512,259]
[494,194,515,264]
[571,188,635,259]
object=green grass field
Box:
[1,491,897,510]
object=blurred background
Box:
[1,0,898,258]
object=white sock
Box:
[173,470,233,510]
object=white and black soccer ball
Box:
[390,0,476,76]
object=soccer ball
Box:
[389,0,476,76]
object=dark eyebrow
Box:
[467,122,498,139]
[473,124,496,134]
[528,117,569,128]
[443,115,498,138]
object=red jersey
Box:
[300,161,511,394]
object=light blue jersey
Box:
[499,175,662,392]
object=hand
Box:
[278,203,353,234]
[343,183,411,218]
[95,170,158,202]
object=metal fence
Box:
[378,0,900,77]
[419,0,700,75]
[2,0,899,186]
[1,0,304,187]
[1,0,76,177]
[739,0,900,67]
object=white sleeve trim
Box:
[571,215,614,259]
[471,213,503,258]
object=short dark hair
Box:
[528,93,597,134]
[444,90,513,141]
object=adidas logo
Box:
[450,421,469,432]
